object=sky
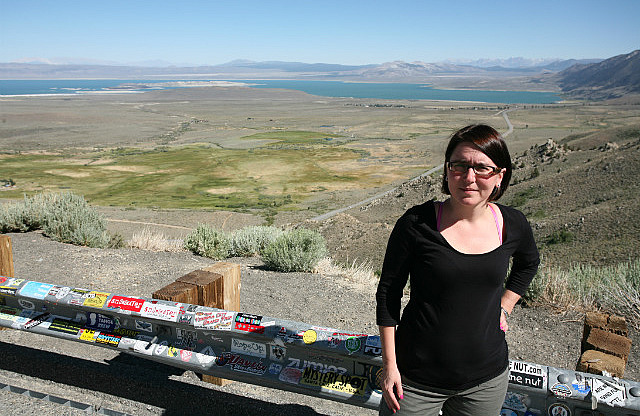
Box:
[1,0,639,66]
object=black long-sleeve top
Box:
[376,200,539,390]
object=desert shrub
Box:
[262,228,327,272]
[230,225,283,257]
[0,192,110,247]
[184,224,230,260]
[547,229,574,245]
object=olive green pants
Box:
[379,367,509,416]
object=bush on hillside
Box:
[230,225,283,257]
[183,224,230,260]
[262,228,327,272]
[0,192,111,248]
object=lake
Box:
[0,79,561,104]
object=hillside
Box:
[556,50,640,100]
[307,124,640,271]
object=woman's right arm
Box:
[379,325,403,413]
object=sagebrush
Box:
[0,192,111,248]
[262,228,327,272]
[230,225,283,257]
[183,224,231,260]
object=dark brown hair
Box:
[441,124,512,201]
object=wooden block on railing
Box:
[201,262,241,311]
[0,235,14,279]
[176,270,223,308]
[0,235,14,331]
[197,262,241,387]
[152,281,198,304]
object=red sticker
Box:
[108,296,145,312]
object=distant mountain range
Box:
[555,49,640,99]
[0,57,602,80]
[2,51,638,100]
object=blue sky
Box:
[1,0,639,65]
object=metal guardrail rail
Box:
[1,276,640,415]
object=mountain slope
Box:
[557,50,640,99]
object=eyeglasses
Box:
[446,161,502,178]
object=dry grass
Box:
[314,257,378,290]
[128,227,185,252]
[529,260,640,327]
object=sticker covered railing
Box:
[1,275,640,415]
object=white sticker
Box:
[154,340,169,356]
[140,302,180,322]
[231,338,267,358]
[133,339,154,356]
[590,378,626,407]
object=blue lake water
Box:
[0,79,561,104]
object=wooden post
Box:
[0,235,14,278]
[196,262,241,386]
[0,235,14,331]
[152,261,241,386]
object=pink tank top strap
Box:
[488,203,503,244]
[436,201,444,232]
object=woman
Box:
[375,124,539,415]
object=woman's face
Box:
[446,142,504,207]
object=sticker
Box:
[508,361,546,389]
[0,306,20,322]
[502,391,527,412]
[195,346,216,366]
[590,378,626,407]
[548,403,570,416]
[82,291,110,308]
[80,329,98,342]
[551,383,572,398]
[303,329,317,345]
[194,311,235,330]
[68,288,91,306]
[47,286,71,300]
[18,299,35,310]
[235,313,264,334]
[0,278,24,289]
[167,346,179,358]
[364,336,382,356]
[300,367,367,396]
[270,345,286,362]
[327,336,341,348]
[279,367,303,384]
[287,358,347,375]
[113,327,139,338]
[22,312,51,329]
[345,337,362,354]
[96,332,122,347]
[231,338,267,358]
[107,296,145,312]
[269,363,282,375]
[133,339,155,356]
[572,381,590,394]
[19,282,53,300]
[180,350,193,362]
[154,340,169,356]
[140,302,180,322]
[48,318,82,335]
[135,320,153,332]
[86,313,118,331]
[215,352,267,375]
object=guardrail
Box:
[1,276,640,415]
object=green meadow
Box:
[1,131,418,212]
